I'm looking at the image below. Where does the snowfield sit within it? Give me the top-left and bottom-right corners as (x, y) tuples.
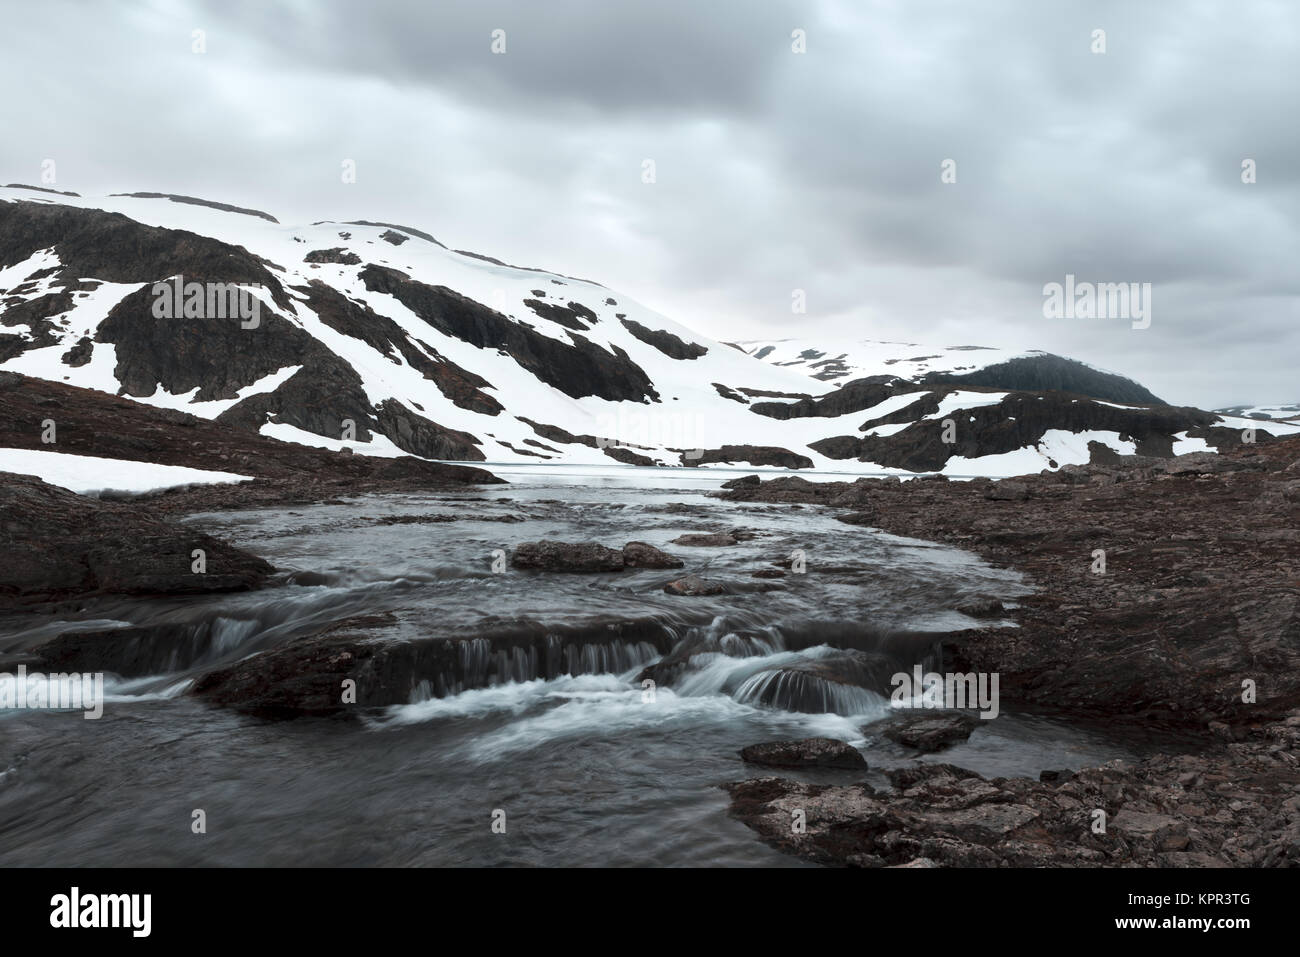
(0, 448), (251, 495)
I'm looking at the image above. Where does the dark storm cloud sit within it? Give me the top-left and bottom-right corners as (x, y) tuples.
(2, 0), (1298, 407)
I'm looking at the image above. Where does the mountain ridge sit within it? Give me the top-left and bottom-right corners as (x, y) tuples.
(2, 186), (1296, 487)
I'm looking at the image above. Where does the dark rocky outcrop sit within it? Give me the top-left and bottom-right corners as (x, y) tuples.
(874, 711), (981, 752)
(359, 264), (660, 403)
(0, 470), (273, 608)
(619, 317), (707, 359)
(109, 192), (280, 223)
(96, 282), (310, 402)
(810, 391), (1224, 471)
(516, 417), (599, 449)
(5, 183), (81, 197)
(373, 398), (485, 461)
(750, 376), (904, 421)
(727, 716), (1300, 867)
(523, 299), (598, 331)
(670, 531), (738, 547)
(713, 383), (747, 403)
(663, 575), (727, 596)
(921, 353), (1164, 405)
(60, 335), (93, 367)
(295, 281), (501, 415)
(215, 351), (378, 442)
(686, 445), (814, 469)
(602, 445), (658, 466)
(0, 203), (290, 310)
(621, 541), (684, 568)
(304, 248), (362, 266)
(337, 221), (445, 246)
(511, 540), (625, 572)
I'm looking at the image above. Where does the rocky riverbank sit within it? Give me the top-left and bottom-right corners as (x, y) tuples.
(0, 372), (500, 609)
(719, 436), (1300, 866)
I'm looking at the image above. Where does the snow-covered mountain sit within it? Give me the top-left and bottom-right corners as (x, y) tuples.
(729, 338), (1166, 405)
(1214, 403), (1300, 423)
(2, 185), (1295, 480)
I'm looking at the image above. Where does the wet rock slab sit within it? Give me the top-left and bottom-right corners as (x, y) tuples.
(740, 737), (867, 770)
(663, 575), (726, 596)
(509, 539), (683, 572)
(511, 540), (624, 572)
(873, 710), (982, 752)
(0, 470), (273, 609)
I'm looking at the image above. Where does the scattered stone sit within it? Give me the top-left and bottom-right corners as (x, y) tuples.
(510, 540), (625, 572)
(875, 711), (981, 752)
(663, 575), (726, 596)
(835, 510), (877, 526)
(739, 738), (867, 770)
(671, 532), (738, 547)
(304, 248), (362, 265)
(621, 541), (683, 569)
(983, 481), (1030, 501)
(1039, 769), (1076, 784)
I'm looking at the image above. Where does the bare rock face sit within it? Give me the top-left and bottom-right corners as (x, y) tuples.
(621, 541), (683, 569)
(374, 398), (485, 461)
(510, 540), (625, 573)
(619, 317), (708, 359)
(687, 445), (815, 469)
(727, 712), (1300, 867)
(358, 264), (661, 403)
(304, 247), (361, 265)
(0, 471), (274, 608)
(739, 738), (867, 770)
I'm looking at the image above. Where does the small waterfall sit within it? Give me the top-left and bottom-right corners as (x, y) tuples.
(564, 641), (659, 677)
(397, 626), (675, 704)
(733, 669), (887, 716)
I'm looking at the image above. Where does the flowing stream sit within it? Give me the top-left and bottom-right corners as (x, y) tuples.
(0, 468), (1143, 866)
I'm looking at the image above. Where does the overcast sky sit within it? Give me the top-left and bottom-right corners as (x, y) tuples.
(4, 0), (1297, 408)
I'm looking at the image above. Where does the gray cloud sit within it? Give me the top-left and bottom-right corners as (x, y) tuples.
(3, 0), (1298, 407)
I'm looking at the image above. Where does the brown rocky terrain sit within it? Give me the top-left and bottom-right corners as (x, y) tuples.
(0, 370), (500, 517)
(719, 435), (1300, 866)
(0, 470), (274, 609)
(0, 371), (501, 606)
